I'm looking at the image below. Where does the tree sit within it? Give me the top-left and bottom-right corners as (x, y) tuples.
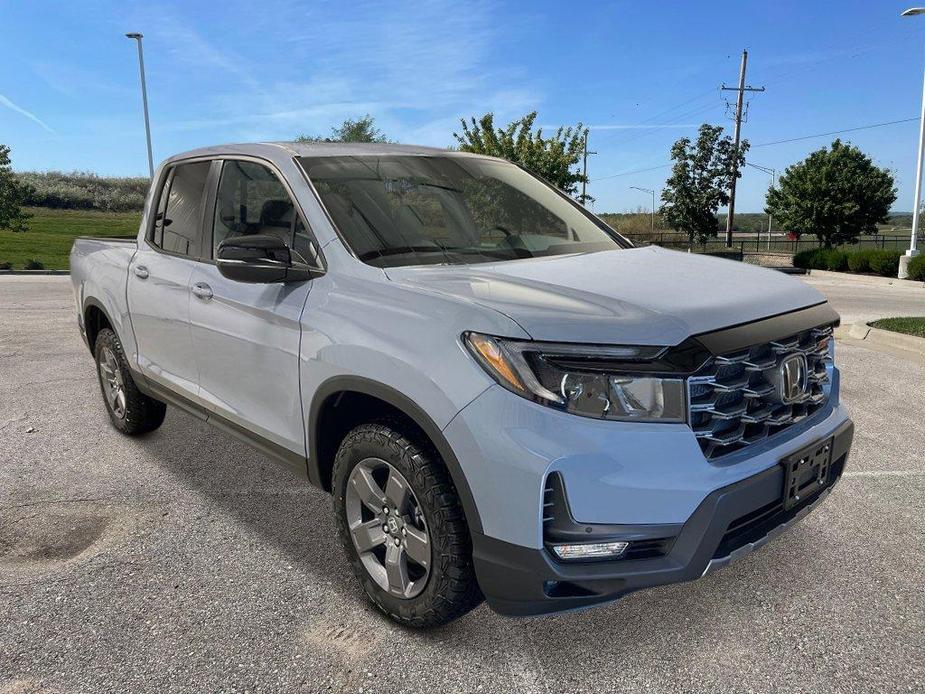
(0, 144), (32, 233)
(296, 115), (389, 143)
(765, 139), (896, 247)
(659, 124), (747, 248)
(453, 112), (590, 201)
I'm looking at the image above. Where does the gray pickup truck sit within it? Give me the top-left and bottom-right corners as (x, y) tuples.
(71, 142), (853, 627)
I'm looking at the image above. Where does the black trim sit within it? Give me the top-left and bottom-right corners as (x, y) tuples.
(307, 376), (484, 534)
(692, 302), (840, 355)
(473, 417), (853, 616)
(136, 378), (309, 478)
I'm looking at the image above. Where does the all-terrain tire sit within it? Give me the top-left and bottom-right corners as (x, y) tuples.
(332, 422), (483, 627)
(93, 328), (166, 435)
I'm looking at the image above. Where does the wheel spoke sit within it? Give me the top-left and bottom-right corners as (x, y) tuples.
(99, 362), (116, 381)
(403, 525), (430, 568)
(351, 519), (387, 553)
(105, 384), (118, 407)
(384, 471), (411, 513)
(114, 389), (126, 416)
(385, 542), (409, 594)
(350, 466), (387, 512)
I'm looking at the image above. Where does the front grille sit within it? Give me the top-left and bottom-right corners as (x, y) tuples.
(689, 325), (834, 459)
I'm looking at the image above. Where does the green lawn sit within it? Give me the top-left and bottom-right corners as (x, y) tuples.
(870, 317), (925, 338)
(0, 207), (141, 270)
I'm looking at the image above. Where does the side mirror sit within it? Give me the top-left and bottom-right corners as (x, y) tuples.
(216, 234), (317, 283)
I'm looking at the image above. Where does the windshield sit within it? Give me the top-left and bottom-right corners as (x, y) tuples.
(297, 155), (627, 267)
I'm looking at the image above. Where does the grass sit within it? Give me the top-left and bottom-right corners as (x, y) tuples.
(0, 207), (141, 270)
(869, 317), (925, 338)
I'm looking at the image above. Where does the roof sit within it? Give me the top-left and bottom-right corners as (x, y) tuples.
(163, 141), (499, 166)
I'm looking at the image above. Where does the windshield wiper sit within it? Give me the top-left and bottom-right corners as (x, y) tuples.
(357, 245), (467, 262)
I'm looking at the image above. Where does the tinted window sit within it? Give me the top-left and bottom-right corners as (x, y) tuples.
(152, 161), (211, 258)
(298, 155), (625, 267)
(213, 160), (320, 266)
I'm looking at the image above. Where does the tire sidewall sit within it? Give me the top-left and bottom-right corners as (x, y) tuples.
(94, 328), (129, 432)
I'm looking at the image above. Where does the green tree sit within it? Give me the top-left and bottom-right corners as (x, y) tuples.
(296, 115), (389, 143)
(453, 112), (590, 202)
(765, 139), (896, 247)
(0, 144), (32, 232)
(659, 124), (747, 248)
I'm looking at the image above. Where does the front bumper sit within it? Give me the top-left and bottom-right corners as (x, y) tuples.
(472, 417), (853, 616)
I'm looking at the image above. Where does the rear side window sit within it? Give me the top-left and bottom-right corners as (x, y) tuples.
(151, 161), (211, 258)
(212, 160), (321, 266)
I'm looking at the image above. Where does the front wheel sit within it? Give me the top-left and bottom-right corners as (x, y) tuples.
(94, 328), (166, 435)
(332, 422), (482, 627)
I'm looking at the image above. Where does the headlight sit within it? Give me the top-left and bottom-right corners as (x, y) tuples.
(464, 332), (686, 423)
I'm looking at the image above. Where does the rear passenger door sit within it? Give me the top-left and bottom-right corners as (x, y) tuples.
(188, 159), (323, 457)
(128, 160), (212, 400)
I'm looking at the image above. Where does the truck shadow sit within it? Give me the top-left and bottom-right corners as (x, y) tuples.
(134, 407), (828, 679)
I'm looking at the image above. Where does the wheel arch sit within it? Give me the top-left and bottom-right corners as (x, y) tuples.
(82, 298), (116, 352)
(307, 375), (483, 534)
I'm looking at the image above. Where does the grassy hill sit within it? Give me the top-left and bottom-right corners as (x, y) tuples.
(0, 207), (141, 270)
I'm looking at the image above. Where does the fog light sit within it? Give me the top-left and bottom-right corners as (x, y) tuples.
(551, 541), (629, 561)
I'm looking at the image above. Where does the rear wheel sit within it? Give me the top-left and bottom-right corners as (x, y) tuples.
(332, 422), (482, 627)
(94, 328), (166, 435)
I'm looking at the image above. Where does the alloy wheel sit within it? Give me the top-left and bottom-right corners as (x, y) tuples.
(345, 457), (431, 599)
(98, 346), (126, 419)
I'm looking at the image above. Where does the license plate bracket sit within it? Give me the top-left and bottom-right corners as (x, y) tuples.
(780, 436), (834, 510)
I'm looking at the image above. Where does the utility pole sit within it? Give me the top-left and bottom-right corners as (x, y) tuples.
(721, 50), (765, 247)
(580, 131), (597, 206)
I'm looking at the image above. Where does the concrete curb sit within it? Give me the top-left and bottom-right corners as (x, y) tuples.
(842, 321), (925, 356)
(808, 269), (925, 288)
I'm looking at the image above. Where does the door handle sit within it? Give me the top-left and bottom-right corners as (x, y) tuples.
(133, 265), (149, 279)
(191, 282), (213, 300)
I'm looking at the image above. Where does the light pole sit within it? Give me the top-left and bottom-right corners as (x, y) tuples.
(630, 186), (656, 231)
(899, 8), (925, 278)
(125, 32), (154, 179)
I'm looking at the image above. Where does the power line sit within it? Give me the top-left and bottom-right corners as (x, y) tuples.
(753, 117), (919, 147)
(592, 163), (672, 182)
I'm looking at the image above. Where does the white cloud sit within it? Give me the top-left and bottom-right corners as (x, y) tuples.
(0, 94), (55, 134)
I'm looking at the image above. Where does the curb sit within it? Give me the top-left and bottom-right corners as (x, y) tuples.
(843, 322), (925, 356)
(807, 269), (925, 288)
(0, 269), (69, 275)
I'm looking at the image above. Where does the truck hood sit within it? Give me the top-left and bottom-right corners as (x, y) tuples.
(384, 246), (826, 345)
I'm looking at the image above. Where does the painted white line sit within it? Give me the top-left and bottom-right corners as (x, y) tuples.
(842, 470), (925, 478)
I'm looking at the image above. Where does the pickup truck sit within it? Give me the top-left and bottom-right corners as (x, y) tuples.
(71, 142), (854, 627)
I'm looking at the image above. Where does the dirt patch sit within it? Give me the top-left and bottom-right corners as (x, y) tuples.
(302, 612), (385, 690)
(0, 501), (138, 581)
(0, 678), (60, 694)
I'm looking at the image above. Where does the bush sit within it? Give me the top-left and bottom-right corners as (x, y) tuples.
(0, 261), (11, 270)
(793, 248), (824, 269)
(15, 170), (149, 212)
(846, 248), (876, 273)
(23, 259), (44, 270)
(868, 249), (901, 276)
(907, 253), (925, 281)
(822, 248), (849, 271)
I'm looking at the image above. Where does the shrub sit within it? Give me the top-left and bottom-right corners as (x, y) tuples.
(793, 248), (824, 269)
(868, 249), (901, 276)
(14, 170), (149, 212)
(0, 261), (11, 270)
(846, 248), (876, 273)
(24, 259), (44, 270)
(907, 253), (925, 281)
(822, 248), (849, 271)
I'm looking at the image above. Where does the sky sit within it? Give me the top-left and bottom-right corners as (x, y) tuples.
(2, 0), (925, 213)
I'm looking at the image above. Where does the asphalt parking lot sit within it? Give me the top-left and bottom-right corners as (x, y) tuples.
(1, 274), (923, 694)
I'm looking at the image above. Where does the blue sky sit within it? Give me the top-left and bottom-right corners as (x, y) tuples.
(2, 0), (925, 213)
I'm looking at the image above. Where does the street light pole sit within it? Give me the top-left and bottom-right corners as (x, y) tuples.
(630, 186), (656, 231)
(125, 32), (154, 179)
(900, 8), (925, 278)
